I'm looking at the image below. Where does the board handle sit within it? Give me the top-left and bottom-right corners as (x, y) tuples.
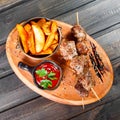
(18, 62), (34, 74)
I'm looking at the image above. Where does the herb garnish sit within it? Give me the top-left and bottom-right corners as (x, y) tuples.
(48, 72), (57, 80)
(35, 68), (47, 77)
(35, 68), (57, 89)
(40, 79), (52, 89)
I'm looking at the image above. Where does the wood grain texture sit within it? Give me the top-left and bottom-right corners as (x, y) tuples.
(56, 0), (120, 35)
(1, 27), (120, 115)
(0, 0), (96, 77)
(0, 73), (39, 113)
(0, 0), (120, 119)
(1, 27), (120, 114)
(0, 0), (22, 7)
(1, 0), (120, 44)
(1, 87), (120, 120)
(71, 98), (120, 120)
(1, 0), (120, 79)
(0, 45), (13, 78)
(0, 0), (94, 44)
(95, 28), (120, 61)
(6, 20), (113, 105)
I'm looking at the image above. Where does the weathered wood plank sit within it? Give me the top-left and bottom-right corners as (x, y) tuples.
(0, 23), (120, 112)
(92, 98), (120, 120)
(1, 26), (120, 79)
(0, 0), (120, 118)
(0, 34), (120, 119)
(0, 45), (13, 78)
(56, 0), (120, 35)
(70, 105), (104, 120)
(71, 98), (120, 120)
(0, 0), (95, 44)
(0, 0), (93, 77)
(0, 0), (25, 11)
(0, 73), (39, 113)
(1, 0), (120, 44)
(1, 74), (120, 120)
(95, 27), (120, 60)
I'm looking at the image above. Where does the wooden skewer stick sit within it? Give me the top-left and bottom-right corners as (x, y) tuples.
(76, 12), (79, 25)
(82, 97), (85, 110)
(91, 88), (100, 101)
(76, 12), (85, 108)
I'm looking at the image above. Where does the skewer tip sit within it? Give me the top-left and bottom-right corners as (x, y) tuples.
(91, 88), (101, 101)
(82, 97), (85, 110)
(76, 12), (79, 25)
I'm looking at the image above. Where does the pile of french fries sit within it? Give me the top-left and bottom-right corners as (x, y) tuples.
(16, 18), (59, 55)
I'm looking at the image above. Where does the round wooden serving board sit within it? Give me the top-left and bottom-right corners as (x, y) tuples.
(6, 20), (113, 105)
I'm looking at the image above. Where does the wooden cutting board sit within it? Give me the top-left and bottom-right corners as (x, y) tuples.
(6, 20), (113, 105)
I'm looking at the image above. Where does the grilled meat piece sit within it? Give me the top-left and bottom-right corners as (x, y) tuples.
(59, 40), (78, 60)
(76, 42), (89, 55)
(75, 80), (89, 97)
(75, 71), (95, 97)
(70, 56), (89, 74)
(71, 25), (86, 42)
(78, 71), (95, 91)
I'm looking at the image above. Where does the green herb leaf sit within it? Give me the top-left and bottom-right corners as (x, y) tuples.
(40, 79), (52, 89)
(35, 68), (47, 77)
(48, 72), (57, 80)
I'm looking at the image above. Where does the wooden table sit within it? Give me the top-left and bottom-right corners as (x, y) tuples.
(0, 0), (120, 119)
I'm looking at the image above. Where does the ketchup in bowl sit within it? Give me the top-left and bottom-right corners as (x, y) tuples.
(34, 61), (62, 89)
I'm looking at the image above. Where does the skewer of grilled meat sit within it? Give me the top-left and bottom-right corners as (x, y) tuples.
(71, 25), (86, 42)
(59, 38), (94, 97)
(71, 25), (100, 98)
(60, 41), (95, 97)
(72, 24), (105, 81)
(59, 24), (100, 99)
(72, 25), (88, 55)
(69, 55), (95, 97)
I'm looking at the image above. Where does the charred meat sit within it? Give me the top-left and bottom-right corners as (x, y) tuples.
(75, 81), (89, 97)
(71, 25), (86, 42)
(71, 24), (97, 97)
(76, 42), (89, 55)
(75, 71), (95, 97)
(70, 56), (89, 75)
(90, 42), (105, 73)
(59, 24), (104, 98)
(59, 40), (78, 60)
(78, 71), (95, 91)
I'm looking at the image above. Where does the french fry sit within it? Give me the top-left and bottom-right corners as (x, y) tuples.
(54, 32), (58, 41)
(37, 18), (46, 27)
(51, 32), (58, 44)
(32, 24), (45, 53)
(40, 48), (53, 55)
(43, 33), (55, 51)
(50, 43), (58, 51)
(31, 21), (38, 25)
(42, 21), (51, 35)
(16, 24), (29, 53)
(52, 39), (58, 44)
(51, 21), (58, 33)
(24, 24), (36, 54)
(24, 24), (31, 31)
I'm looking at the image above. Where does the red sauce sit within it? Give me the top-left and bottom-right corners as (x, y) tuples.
(34, 62), (61, 89)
